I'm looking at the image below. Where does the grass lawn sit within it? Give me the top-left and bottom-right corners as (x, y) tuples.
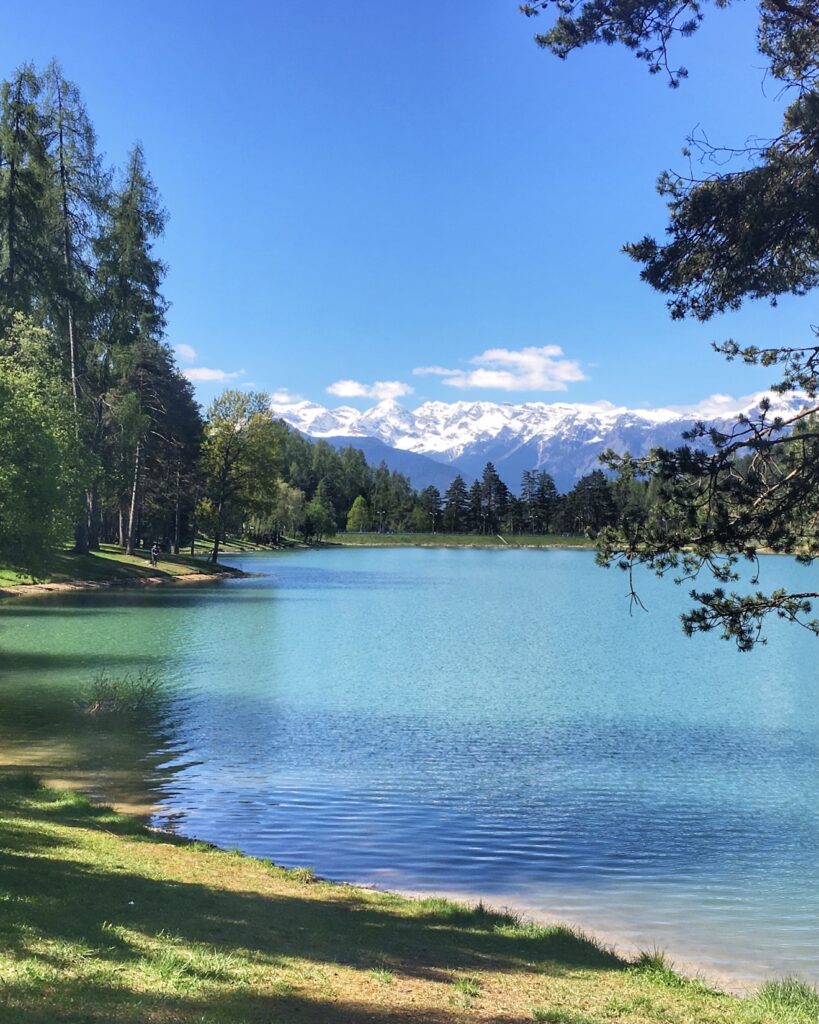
(0, 544), (239, 590)
(0, 776), (815, 1023)
(334, 532), (596, 549)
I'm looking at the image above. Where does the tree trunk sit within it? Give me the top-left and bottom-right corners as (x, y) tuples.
(173, 468), (181, 554)
(55, 83), (89, 555)
(211, 504), (222, 564)
(126, 441), (141, 556)
(87, 487), (100, 550)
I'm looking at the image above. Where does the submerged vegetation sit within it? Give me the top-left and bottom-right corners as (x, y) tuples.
(74, 669), (165, 717)
(0, 775), (814, 1024)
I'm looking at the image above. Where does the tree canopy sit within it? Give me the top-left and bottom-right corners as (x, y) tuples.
(0, 314), (82, 572)
(523, 0), (819, 648)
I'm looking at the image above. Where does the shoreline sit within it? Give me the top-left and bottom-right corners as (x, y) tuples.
(0, 563), (247, 600)
(330, 540), (595, 550)
(365, 881), (760, 998)
(0, 758), (772, 999)
(138, 813), (774, 998)
(84, 800), (767, 998)
(7, 777), (792, 1024)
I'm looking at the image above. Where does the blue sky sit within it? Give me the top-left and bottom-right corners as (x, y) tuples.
(4, 2), (811, 410)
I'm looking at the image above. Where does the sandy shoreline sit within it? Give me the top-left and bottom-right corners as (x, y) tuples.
(141, 809), (762, 997)
(0, 566), (247, 600)
(0, 745), (787, 997)
(359, 880), (763, 997)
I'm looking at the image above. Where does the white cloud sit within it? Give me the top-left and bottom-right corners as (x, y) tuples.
(666, 391), (803, 419)
(413, 345), (585, 393)
(326, 379), (414, 400)
(183, 366), (245, 383)
(412, 365), (455, 377)
(174, 343), (197, 362)
(270, 388), (304, 404)
(669, 393), (740, 418)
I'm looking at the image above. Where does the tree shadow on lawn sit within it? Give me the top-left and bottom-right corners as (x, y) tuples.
(0, 778), (624, 1022)
(0, 981), (524, 1024)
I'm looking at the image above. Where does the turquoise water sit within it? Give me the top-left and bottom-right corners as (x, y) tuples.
(1, 548), (816, 987)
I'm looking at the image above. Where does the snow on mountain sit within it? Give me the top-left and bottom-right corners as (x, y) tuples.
(270, 391), (807, 492)
(274, 401), (365, 437)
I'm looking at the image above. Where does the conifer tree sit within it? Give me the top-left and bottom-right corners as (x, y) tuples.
(467, 479), (485, 533)
(0, 65), (51, 314)
(523, 0), (819, 646)
(40, 62), (106, 551)
(535, 471), (559, 532)
(443, 474), (469, 532)
(93, 144), (171, 553)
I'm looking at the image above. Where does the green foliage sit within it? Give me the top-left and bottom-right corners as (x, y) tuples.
(524, 0), (819, 647)
(346, 494), (370, 532)
(630, 949), (700, 990)
(0, 314), (83, 573)
(0, 65), (52, 313)
(560, 469), (616, 535)
(0, 61), (205, 564)
(522, 0), (706, 85)
(452, 973), (481, 1006)
(304, 486), (336, 542)
(756, 978), (819, 1022)
(200, 390), (282, 559)
(0, 61), (668, 574)
(443, 474), (469, 531)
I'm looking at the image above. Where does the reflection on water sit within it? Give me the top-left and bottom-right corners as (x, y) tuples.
(0, 548), (817, 987)
(0, 592), (195, 814)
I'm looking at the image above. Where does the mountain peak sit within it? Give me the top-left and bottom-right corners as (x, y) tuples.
(271, 391), (807, 490)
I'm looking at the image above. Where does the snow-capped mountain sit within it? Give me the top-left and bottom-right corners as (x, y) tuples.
(271, 392), (807, 492)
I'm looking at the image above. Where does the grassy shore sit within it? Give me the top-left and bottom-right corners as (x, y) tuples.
(333, 532), (596, 549)
(0, 543), (243, 592)
(0, 536), (593, 591)
(0, 776), (815, 1024)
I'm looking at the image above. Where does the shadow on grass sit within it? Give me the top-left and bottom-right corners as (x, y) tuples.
(0, 547), (239, 592)
(0, 775), (624, 1023)
(0, 982), (497, 1024)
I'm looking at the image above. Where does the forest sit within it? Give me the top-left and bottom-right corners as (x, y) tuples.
(0, 60), (656, 573)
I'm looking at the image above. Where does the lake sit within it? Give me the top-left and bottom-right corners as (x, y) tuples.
(0, 547), (816, 989)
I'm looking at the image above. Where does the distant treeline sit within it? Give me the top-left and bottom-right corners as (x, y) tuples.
(0, 61), (646, 573)
(255, 461), (647, 541)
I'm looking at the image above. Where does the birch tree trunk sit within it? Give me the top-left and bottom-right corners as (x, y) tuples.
(125, 441), (141, 556)
(54, 76), (89, 554)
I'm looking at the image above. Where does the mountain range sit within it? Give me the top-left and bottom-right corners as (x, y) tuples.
(271, 392), (805, 493)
